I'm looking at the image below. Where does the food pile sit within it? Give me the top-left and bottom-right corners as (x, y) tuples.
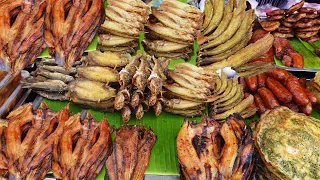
(21, 58), (78, 101)
(254, 106), (320, 179)
(177, 114), (254, 179)
(162, 63), (216, 117)
(106, 125), (156, 180)
(261, 0), (320, 41)
(114, 54), (169, 121)
(210, 72), (256, 120)
(44, 0), (104, 69)
(273, 36), (304, 68)
(143, 0), (203, 59)
(198, 0), (274, 76)
(240, 67), (317, 115)
(0, 0), (46, 75)
(0, 103), (112, 179)
(99, 0), (149, 53)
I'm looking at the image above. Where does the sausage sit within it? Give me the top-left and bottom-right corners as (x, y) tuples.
(258, 87), (280, 109)
(304, 88), (317, 105)
(245, 93), (257, 109)
(285, 76), (310, 106)
(266, 77), (293, 103)
(257, 73), (267, 88)
(244, 76), (258, 93)
(239, 77), (248, 93)
(265, 68), (291, 83)
(300, 102), (313, 115)
(282, 102), (299, 113)
(254, 94), (269, 114)
(298, 78), (307, 88)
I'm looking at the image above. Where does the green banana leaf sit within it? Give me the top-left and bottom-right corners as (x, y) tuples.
(275, 38), (320, 69)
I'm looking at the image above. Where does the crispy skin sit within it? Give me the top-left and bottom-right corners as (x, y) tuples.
(285, 13), (306, 22)
(52, 112), (112, 180)
(177, 114), (254, 179)
(4, 103), (70, 180)
(296, 31), (318, 39)
(299, 7), (316, 13)
(0, 0), (46, 75)
(44, 0), (105, 69)
(106, 125), (156, 180)
(273, 32), (294, 38)
(267, 15), (284, 21)
(296, 25), (320, 32)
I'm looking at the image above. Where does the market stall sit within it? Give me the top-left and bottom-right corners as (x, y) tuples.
(0, 0), (320, 179)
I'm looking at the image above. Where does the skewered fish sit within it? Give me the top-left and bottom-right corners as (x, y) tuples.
(106, 125), (156, 180)
(44, 0), (105, 69)
(177, 114), (255, 180)
(0, 0), (46, 75)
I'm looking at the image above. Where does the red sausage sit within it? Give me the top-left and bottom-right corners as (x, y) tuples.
(266, 77), (293, 103)
(254, 94), (269, 114)
(285, 76), (310, 106)
(258, 87), (280, 109)
(282, 102), (299, 113)
(245, 93), (257, 109)
(257, 73), (267, 88)
(300, 102), (313, 115)
(239, 77), (248, 93)
(298, 78), (307, 88)
(265, 68), (291, 83)
(244, 76), (258, 93)
(304, 88), (317, 105)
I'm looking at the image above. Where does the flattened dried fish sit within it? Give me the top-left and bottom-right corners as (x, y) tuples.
(85, 51), (131, 67)
(35, 91), (68, 101)
(21, 77), (68, 92)
(36, 68), (74, 83)
(77, 66), (119, 83)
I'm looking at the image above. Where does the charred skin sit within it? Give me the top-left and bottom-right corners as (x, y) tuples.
(106, 125), (156, 180)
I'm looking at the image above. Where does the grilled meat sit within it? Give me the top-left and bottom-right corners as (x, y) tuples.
(0, 0), (46, 75)
(177, 114), (254, 180)
(106, 125), (156, 180)
(44, 0), (105, 69)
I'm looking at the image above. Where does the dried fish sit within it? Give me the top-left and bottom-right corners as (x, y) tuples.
(133, 55), (152, 90)
(119, 55), (141, 89)
(39, 64), (77, 75)
(35, 68), (74, 83)
(35, 91), (68, 101)
(21, 77), (68, 92)
(77, 66), (119, 83)
(85, 51), (131, 67)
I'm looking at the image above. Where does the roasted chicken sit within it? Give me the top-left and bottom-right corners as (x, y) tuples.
(0, 0), (46, 75)
(52, 112), (112, 180)
(44, 0), (105, 69)
(106, 125), (156, 180)
(177, 114), (255, 180)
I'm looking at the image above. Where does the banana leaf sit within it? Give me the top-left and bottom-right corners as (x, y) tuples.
(275, 38), (320, 69)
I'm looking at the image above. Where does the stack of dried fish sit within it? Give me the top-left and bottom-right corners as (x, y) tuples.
(115, 54), (169, 122)
(44, 0), (105, 69)
(0, 103), (69, 179)
(99, 0), (149, 53)
(0, 102), (113, 180)
(21, 58), (77, 101)
(143, 0), (203, 59)
(52, 112), (112, 180)
(199, 0), (274, 76)
(162, 63), (216, 117)
(106, 125), (156, 180)
(210, 72), (256, 120)
(177, 114), (255, 179)
(0, 0), (46, 75)
(69, 51), (132, 112)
